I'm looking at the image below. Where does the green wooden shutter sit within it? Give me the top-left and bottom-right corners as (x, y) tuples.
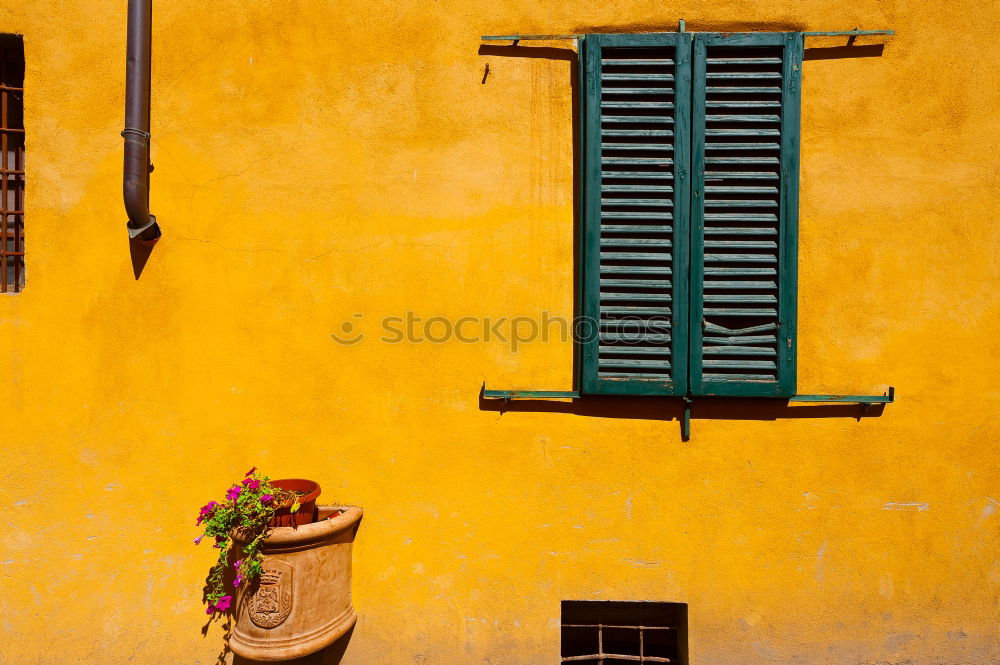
(688, 32), (802, 397)
(580, 32), (692, 396)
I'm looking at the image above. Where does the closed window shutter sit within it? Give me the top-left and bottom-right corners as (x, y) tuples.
(580, 33), (692, 396)
(688, 33), (802, 397)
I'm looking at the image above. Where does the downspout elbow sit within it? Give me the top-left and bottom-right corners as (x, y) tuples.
(123, 129), (159, 241)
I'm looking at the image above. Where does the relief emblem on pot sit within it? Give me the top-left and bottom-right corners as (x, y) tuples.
(247, 560), (293, 628)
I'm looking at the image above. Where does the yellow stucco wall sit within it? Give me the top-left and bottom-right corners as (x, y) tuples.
(0, 0), (998, 663)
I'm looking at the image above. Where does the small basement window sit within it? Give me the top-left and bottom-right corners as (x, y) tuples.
(0, 34), (24, 293)
(561, 601), (688, 665)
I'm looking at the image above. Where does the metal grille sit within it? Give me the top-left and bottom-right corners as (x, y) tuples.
(561, 601), (687, 665)
(0, 35), (24, 293)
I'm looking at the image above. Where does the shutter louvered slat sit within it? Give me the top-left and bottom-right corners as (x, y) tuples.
(705, 172), (778, 180)
(601, 73), (674, 81)
(706, 128), (781, 136)
(603, 173), (673, 180)
(705, 185), (778, 193)
(705, 142), (781, 150)
(704, 224), (777, 232)
(704, 334), (776, 344)
(599, 358), (673, 369)
(702, 346), (777, 356)
(599, 346), (672, 355)
(703, 200), (778, 208)
(601, 198), (672, 205)
(706, 72), (782, 79)
(600, 226), (673, 233)
(601, 101), (676, 109)
(707, 86), (782, 93)
(601, 129), (674, 137)
(704, 267), (776, 275)
(703, 308), (778, 317)
(602, 144), (674, 151)
(705, 101), (782, 108)
(707, 57), (782, 64)
(601, 238), (672, 246)
(706, 114), (781, 122)
(704, 241), (778, 249)
(601, 333), (671, 343)
(601, 278), (672, 287)
(704, 280), (777, 289)
(602, 58), (675, 65)
(601, 116), (674, 125)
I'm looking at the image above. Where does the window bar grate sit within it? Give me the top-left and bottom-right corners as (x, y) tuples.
(0, 35), (24, 293)
(562, 601), (686, 665)
(560, 623), (673, 663)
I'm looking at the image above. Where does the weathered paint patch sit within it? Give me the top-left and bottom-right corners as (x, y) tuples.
(885, 632), (918, 651)
(879, 573), (895, 599)
(883, 502), (929, 511)
(978, 496), (999, 523)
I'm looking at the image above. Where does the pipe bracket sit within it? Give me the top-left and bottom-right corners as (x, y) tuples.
(127, 213), (158, 239)
(121, 127), (151, 141)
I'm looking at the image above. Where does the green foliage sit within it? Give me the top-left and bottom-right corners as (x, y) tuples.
(195, 468), (298, 614)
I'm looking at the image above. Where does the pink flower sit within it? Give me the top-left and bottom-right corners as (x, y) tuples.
(205, 604), (216, 615)
(233, 573), (243, 588)
(260, 494), (274, 506)
(234, 559), (242, 569)
(245, 466), (256, 477)
(226, 486), (242, 501)
(196, 501), (219, 526)
(194, 535), (204, 545)
(242, 477), (260, 490)
(215, 595), (232, 612)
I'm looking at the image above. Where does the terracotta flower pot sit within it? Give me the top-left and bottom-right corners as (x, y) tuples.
(230, 505), (362, 661)
(269, 478), (321, 527)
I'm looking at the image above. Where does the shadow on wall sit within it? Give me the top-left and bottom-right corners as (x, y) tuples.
(478, 386), (886, 439)
(804, 44), (886, 60)
(230, 626), (355, 665)
(129, 235), (157, 279)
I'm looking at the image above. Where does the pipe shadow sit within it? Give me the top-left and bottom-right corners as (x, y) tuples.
(128, 235), (158, 279)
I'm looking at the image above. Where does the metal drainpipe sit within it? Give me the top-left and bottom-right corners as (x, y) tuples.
(123, 0), (160, 243)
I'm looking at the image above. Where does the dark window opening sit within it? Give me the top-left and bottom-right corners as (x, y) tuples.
(0, 34), (24, 293)
(561, 601), (687, 665)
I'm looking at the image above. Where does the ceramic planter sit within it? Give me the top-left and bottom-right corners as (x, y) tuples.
(229, 505), (362, 661)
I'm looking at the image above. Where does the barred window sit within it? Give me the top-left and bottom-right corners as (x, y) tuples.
(562, 601), (688, 665)
(0, 34), (24, 293)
